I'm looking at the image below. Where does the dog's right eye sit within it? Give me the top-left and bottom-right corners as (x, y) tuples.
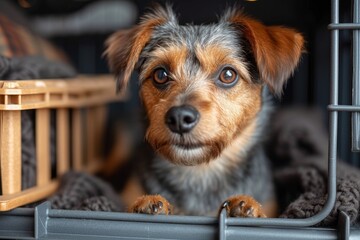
(153, 68), (169, 85)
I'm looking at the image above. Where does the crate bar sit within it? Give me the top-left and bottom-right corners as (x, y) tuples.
(47, 221), (344, 240)
(0, 208), (34, 239)
(328, 105), (360, 111)
(219, 208), (226, 240)
(328, 23), (360, 29)
(49, 208), (217, 224)
(338, 211), (350, 240)
(46, 202), (218, 240)
(352, 0), (360, 151)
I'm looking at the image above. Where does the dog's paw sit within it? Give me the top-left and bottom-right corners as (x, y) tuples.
(129, 195), (172, 215)
(222, 195), (266, 218)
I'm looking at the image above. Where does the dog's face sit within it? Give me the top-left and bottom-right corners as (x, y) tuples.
(105, 6), (304, 166)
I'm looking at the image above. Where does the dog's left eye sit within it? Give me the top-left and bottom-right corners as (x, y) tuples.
(219, 67), (238, 84)
(153, 68), (169, 85)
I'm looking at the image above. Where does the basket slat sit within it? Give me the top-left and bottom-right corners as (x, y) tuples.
(36, 109), (51, 186)
(0, 111), (21, 195)
(0, 75), (126, 211)
(72, 108), (83, 171)
(56, 108), (70, 176)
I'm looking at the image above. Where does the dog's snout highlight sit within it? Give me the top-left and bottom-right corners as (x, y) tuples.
(165, 105), (200, 134)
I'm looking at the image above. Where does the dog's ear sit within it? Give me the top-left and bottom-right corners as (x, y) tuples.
(104, 5), (177, 92)
(222, 9), (304, 97)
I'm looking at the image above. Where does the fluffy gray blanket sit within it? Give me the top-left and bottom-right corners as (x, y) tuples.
(269, 108), (360, 226)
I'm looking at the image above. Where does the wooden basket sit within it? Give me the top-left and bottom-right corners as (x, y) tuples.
(0, 75), (125, 211)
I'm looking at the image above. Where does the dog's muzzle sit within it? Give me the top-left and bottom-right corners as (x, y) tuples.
(165, 105), (200, 134)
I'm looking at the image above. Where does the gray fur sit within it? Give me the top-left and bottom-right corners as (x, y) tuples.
(140, 88), (275, 216)
(139, 21), (246, 83)
(135, 6), (275, 216)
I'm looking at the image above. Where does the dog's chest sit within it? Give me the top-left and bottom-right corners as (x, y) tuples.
(141, 148), (274, 216)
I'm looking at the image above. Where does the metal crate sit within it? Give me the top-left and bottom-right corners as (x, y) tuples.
(0, 0), (360, 239)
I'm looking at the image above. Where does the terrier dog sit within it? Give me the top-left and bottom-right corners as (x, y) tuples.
(105, 5), (304, 217)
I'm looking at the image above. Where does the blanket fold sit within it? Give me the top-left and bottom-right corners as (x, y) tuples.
(269, 108), (360, 226)
(49, 171), (123, 212)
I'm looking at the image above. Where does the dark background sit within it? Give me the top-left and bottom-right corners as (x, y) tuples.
(15, 0), (359, 165)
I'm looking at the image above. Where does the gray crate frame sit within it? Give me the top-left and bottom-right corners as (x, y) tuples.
(1, 0), (360, 239)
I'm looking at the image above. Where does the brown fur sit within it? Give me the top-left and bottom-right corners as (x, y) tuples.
(226, 12), (304, 96)
(104, 7), (172, 92)
(140, 43), (262, 166)
(105, 6), (304, 218)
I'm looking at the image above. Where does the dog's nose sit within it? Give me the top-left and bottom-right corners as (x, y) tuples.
(165, 105), (200, 134)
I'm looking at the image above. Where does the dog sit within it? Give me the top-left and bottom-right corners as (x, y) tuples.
(105, 5), (304, 218)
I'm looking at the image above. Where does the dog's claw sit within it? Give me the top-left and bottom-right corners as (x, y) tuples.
(246, 207), (254, 217)
(222, 195), (266, 218)
(152, 205), (158, 213)
(222, 200), (230, 208)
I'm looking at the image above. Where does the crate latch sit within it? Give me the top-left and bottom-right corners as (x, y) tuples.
(35, 201), (50, 239)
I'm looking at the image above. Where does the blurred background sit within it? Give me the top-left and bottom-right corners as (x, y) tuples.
(3, 0), (358, 166)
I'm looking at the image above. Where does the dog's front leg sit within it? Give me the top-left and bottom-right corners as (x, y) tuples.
(221, 195), (266, 218)
(129, 195), (173, 215)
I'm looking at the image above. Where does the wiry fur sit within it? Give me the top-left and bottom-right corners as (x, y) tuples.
(140, 89), (274, 215)
(105, 5), (304, 216)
